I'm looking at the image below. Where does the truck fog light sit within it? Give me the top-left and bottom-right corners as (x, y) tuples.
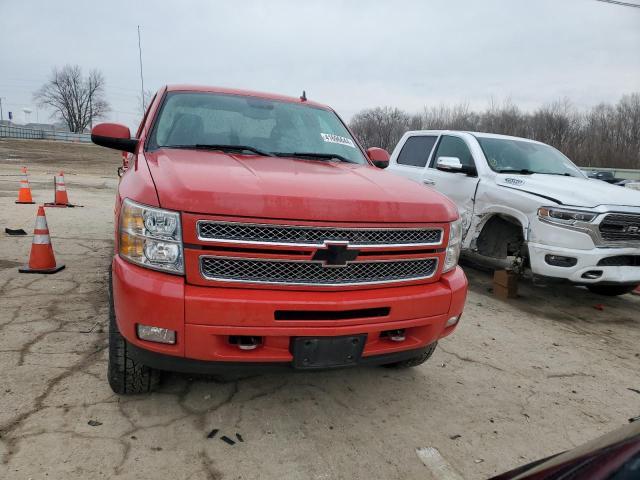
(545, 254), (577, 267)
(445, 316), (460, 327)
(137, 324), (176, 344)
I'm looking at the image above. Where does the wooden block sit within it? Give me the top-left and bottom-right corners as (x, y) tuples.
(494, 270), (518, 288)
(493, 270), (518, 299)
(493, 284), (517, 299)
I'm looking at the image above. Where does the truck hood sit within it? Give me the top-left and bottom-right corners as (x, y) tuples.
(144, 149), (457, 223)
(495, 174), (640, 208)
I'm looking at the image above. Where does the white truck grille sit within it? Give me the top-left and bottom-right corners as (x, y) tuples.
(599, 213), (640, 242)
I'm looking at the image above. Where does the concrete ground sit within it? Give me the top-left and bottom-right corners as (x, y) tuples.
(0, 138), (639, 480)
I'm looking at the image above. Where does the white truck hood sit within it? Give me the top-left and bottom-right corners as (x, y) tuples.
(495, 174), (640, 208)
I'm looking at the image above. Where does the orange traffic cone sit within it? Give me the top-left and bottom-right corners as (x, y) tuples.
(44, 171), (70, 207)
(19, 206), (65, 274)
(15, 166), (35, 204)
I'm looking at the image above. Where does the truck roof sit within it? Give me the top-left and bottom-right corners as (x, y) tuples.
(165, 84), (331, 110)
(405, 130), (545, 145)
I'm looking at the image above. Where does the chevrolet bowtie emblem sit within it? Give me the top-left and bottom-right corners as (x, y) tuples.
(312, 242), (359, 267)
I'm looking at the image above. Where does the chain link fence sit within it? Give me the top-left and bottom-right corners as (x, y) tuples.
(0, 124), (91, 143)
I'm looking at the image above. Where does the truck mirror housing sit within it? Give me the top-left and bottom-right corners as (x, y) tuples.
(367, 147), (390, 168)
(436, 156), (477, 176)
(436, 156), (463, 171)
(91, 123), (138, 153)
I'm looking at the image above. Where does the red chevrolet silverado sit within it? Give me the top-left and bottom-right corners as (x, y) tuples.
(91, 85), (467, 394)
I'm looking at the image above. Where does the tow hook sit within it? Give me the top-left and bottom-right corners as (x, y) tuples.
(229, 336), (262, 350)
(382, 329), (406, 342)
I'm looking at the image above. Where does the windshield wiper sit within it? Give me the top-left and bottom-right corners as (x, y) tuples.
(272, 152), (356, 163)
(498, 169), (574, 177)
(164, 144), (275, 157)
(497, 169), (535, 175)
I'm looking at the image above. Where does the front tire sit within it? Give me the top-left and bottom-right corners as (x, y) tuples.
(108, 269), (160, 394)
(586, 284), (638, 296)
(382, 342), (438, 369)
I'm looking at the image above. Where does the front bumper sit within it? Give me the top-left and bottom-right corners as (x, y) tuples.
(112, 256), (467, 369)
(528, 242), (640, 284)
(127, 341), (435, 374)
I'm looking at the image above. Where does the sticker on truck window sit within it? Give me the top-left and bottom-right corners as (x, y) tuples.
(320, 133), (356, 148)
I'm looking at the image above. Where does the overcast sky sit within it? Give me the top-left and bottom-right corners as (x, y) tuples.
(1, 0), (639, 129)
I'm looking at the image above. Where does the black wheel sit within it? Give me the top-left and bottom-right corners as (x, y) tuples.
(382, 342), (438, 369)
(108, 269), (160, 394)
(586, 284), (638, 296)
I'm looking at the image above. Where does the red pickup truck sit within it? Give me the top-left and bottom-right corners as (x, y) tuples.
(91, 85), (467, 394)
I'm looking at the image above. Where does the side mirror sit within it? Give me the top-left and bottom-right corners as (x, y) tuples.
(436, 156), (463, 171)
(436, 156), (477, 176)
(367, 147), (390, 169)
(91, 123), (138, 153)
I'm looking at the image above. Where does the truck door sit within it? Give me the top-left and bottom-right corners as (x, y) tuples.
(422, 135), (480, 236)
(389, 134), (439, 182)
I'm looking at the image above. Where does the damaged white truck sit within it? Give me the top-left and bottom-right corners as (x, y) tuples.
(387, 131), (640, 296)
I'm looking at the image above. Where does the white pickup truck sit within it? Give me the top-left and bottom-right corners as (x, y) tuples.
(387, 130), (640, 296)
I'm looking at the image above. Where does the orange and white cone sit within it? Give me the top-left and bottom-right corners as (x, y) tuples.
(45, 171), (70, 207)
(15, 166), (35, 204)
(19, 206), (65, 274)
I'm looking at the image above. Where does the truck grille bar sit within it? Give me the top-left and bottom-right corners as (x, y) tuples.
(200, 256), (438, 286)
(197, 221), (443, 247)
(599, 214), (640, 242)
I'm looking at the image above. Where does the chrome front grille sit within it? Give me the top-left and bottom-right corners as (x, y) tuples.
(599, 214), (640, 242)
(197, 221), (442, 246)
(200, 256), (438, 286)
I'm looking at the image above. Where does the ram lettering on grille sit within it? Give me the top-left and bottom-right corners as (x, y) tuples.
(599, 214), (640, 242)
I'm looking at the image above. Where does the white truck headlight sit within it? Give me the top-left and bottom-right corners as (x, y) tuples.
(119, 198), (184, 274)
(538, 207), (597, 225)
(443, 218), (463, 273)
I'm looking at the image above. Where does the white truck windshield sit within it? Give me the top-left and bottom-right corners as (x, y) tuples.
(478, 137), (584, 177)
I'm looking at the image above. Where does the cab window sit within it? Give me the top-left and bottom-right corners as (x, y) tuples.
(396, 135), (437, 167)
(430, 135), (475, 168)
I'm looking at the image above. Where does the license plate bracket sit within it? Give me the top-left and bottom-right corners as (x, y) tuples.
(292, 334), (367, 369)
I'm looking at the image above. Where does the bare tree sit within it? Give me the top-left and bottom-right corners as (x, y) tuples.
(349, 107), (413, 152)
(422, 102), (479, 131)
(34, 65), (109, 133)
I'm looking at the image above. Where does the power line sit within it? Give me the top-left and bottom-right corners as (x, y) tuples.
(595, 0), (640, 8)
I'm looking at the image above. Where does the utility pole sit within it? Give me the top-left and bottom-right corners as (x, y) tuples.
(0, 97), (4, 122)
(138, 25), (146, 111)
(88, 77), (93, 130)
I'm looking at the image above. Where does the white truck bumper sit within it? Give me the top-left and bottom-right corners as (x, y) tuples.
(528, 242), (640, 284)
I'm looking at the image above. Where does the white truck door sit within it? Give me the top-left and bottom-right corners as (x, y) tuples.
(389, 134), (439, 183)
(422, 135), (480, 236)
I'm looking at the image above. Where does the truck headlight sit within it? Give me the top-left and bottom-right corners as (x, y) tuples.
(443, 218), (462, 273)
(119, 198), (184, 274)
(537, 207), (597, 225)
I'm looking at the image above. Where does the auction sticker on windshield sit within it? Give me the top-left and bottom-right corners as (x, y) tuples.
(320, 133), (356, 148)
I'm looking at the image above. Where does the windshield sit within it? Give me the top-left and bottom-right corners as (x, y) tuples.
(147, 91), (367, 164)
(478, 137), (585, 177)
